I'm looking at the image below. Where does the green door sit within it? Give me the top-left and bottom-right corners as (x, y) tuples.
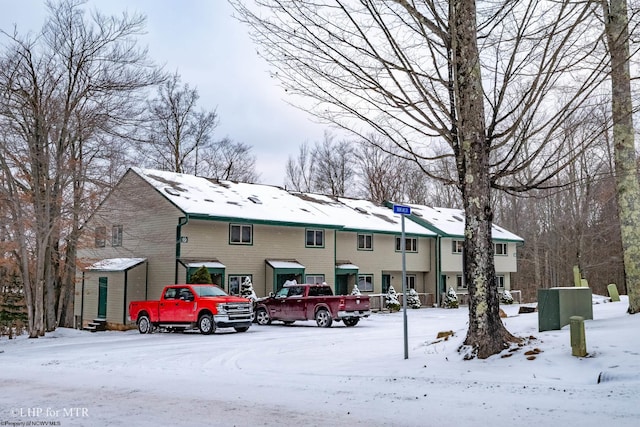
(336, 275), (348, 295)
(382, 274), (391, 294)
(98, 277), (107, 318)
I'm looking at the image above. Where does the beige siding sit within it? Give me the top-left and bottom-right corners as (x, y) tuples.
(180, 220), (336, 296)
(494, 242), (519, 272)
(77, 172), (182, 303)
(336, 231), (432, 294)
(440, 238), (519, 274)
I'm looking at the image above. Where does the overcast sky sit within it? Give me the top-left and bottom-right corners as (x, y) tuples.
(0, 0), (329, 186)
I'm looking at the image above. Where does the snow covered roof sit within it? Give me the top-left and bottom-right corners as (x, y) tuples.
(86, 258), (146, 272)
(186, 261), (226, 269)
(132, 168), (435, 236)
(336, 263), (359, 270)
(405, 205), (524, 242)
(130, 168), (520, 241)
(266, 260), (305, 269)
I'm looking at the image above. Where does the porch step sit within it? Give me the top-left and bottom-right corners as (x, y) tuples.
(83, 318), (107, 332)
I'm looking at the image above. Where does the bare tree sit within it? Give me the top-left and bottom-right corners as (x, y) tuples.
(139, 72), (218, 174)
(0, 0), (161, 337)
(285, 142), (315, 192)
(232, 0), (607, 357)
(312, 132), (356, 196)
(285, 131), (356, 196)
(601, 0), (640, 313)
(198, 137), (260, 182)
(356, 137), (406, 204)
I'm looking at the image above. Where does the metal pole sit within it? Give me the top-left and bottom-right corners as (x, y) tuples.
(401, 214), (408, 359)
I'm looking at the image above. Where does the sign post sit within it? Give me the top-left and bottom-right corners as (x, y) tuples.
(393, 204), (411, 359)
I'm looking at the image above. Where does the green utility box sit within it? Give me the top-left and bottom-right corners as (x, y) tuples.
(537, 287), (593, 332)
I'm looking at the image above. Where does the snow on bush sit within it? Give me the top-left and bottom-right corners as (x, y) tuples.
(385, 285), (401, 312)
(351, 285), (361, 295)
(444, 287), (459, 309)
(240, 277), (257, 302)
(407, 288), (421, 309)
(500, 289), (514, 304)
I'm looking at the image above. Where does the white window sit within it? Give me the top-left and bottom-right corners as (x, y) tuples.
(395, 237), (417, 252)
(112, 225), (123, 247)
(228, 275), (252, 296)
(496, 275), (505, 289)
(452, 240), (464, 254)
(357, 233), (373, 250)
(456, 275), (467, 289)
(306, 229), (324, 247)
(405, 274), (416, 289)
(494, 243), (507, 256)
(230, 224), (252, 244)
(357, 275), (373, 292)
(305, 274), (325, 284)
(95, 226), (106, 248)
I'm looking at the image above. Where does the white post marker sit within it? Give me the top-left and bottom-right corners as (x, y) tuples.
(393, 204), (411, 359)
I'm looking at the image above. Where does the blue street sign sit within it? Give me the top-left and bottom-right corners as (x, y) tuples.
(393, 204), (411, 215)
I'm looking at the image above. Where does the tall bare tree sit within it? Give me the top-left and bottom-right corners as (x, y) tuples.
(285, 142), (315, 192)
(0, 0), (161, 337)
(601, 0), (640, 313)
(139, 72), (218, 174)
(285, 131), (356, 196)
(233, 0), (607, 357)
(198, 137), (260, 182)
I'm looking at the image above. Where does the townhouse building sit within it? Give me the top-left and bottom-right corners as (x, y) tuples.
(75, 168), (523, 328)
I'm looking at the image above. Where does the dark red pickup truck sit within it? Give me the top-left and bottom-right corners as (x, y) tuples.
(129, 284), (253, 335)
(254, 283), (370, 327)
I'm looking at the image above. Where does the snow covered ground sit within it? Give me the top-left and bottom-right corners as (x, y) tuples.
(1, 296), (638, 427)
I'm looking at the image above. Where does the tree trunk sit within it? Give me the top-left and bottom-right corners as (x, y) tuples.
(452, 0), (518, 358)
(603, 0), (640, 314)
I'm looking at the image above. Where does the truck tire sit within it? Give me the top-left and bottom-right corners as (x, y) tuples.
(315, 309), (333, 328)
(255, 308), (271, 325)
(198, 314), (215, 335)
(344, 317), (359, 327)
(137, 315), (152, 334)
(234, 326), (250, 333)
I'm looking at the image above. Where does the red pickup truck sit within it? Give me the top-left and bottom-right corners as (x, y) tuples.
(129, 284), (253, 335)
(254, 283), (370, 327)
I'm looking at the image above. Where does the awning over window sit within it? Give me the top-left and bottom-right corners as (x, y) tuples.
(336, 261), (359, 274)
(266, 260), (305, 269)
(186, 261), (226, 269)
(336, 263), (359, 270)
(86, 258), (146, 272)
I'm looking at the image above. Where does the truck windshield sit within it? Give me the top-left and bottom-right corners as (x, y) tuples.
(191, 285), (228, 297)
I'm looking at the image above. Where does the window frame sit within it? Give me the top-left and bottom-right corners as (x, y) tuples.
(357, 274), (374, 292)
(496, 275), (505, 289)
(357, 233), (373, 251)
(305, 274), (325, 284)
(456, 275), (467, 289)
(95, 226), (106, 248)
(395, 236), (417, 253)
(228, 274), (252, 296)
(229, 224), (253, 245)
(494, 242), (508, 256)
(112, 225), (123, 247)
(405, 274), (416, 290)
(305, 228), (325, 248)
(452, 240), (464, 254)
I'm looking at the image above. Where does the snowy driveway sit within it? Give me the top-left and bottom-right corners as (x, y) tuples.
(1, 302), (639, 426)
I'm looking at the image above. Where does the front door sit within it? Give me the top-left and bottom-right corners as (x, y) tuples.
(336, 275), (348, 295)
(98, 277), (107, 319)
(382, 274), (391, 294)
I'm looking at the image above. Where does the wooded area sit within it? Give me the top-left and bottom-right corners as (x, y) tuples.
(1, 1), (640, 359)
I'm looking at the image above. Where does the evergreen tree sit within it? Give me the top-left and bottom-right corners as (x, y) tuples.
(189, 266), (213, 284)
(385, 285), (401, 312)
